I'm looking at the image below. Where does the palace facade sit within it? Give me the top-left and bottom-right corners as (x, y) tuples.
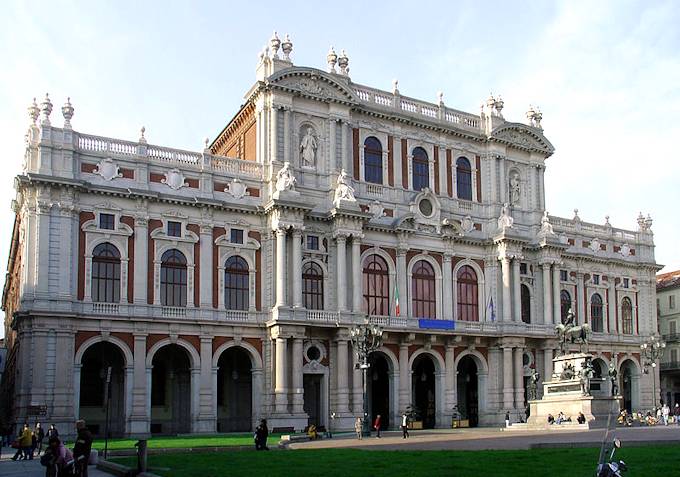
(1, 34), (661, 436)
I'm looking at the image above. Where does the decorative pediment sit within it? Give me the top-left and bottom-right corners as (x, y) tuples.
(489, 123), (555, 156)
(267, 67), (359, 104)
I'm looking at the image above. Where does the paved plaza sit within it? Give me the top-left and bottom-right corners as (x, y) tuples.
(0, 449), (109, 477)
(289, 426), (680, 451)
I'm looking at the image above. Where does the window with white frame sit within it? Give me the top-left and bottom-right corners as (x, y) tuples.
(99, 213), (115, 230)
(167, 221), (182, 238)
(230, 228), (244, 244)
(91, 243), (121, 303)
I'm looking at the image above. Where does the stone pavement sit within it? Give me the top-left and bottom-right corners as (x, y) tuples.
(0, 447), (111, 476)
(289, 426), (680, 451)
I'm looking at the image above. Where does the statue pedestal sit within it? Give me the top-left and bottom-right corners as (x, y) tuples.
(333, 198), (360, 211)
(272, 189), (301, 201)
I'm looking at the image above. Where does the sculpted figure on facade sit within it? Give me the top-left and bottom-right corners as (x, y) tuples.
(275, 161), (297, 192)
(225, 178), (248, 199)
(300, 127), (318, 167)
(497, 202), (514, 230)
(334, 168), (356, 204)
(509, 171), (521, 205)
(539, 210), (555, 236)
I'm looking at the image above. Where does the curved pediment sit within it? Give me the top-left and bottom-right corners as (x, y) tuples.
(266, 67), (359, 105)
(489, 123), (555, 157)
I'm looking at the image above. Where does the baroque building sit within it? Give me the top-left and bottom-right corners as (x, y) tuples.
(657, 270), (680, 406)
(1, 34), (661, 436)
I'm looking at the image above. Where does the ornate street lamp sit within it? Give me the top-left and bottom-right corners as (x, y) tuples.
(640, 335), (666, 408)
(349, 320), (384, 436)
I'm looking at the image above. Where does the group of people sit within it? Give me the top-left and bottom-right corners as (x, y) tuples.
(546, 411), (580, 425)
(7, 422), (56, 460)
(353, 412), (412, 440)
(618, 403), (680, 426)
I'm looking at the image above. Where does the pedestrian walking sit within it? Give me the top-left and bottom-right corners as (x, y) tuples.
(354, 417), (363, 440)
(373, 414), (382, 438)
(254, 419), (269, 450)
(12, 423), (32, 460)
(674, 404), (680, 425)
(34, 422), (45, 456)
(662, 404), (670, 426)
(505, 411), (510, 428)
(401, 412), (409, 439)
(73, 420), (93, 477)
(46, 424), (59, 440)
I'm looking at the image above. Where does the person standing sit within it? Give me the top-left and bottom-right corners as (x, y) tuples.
(354, 417), (363, 440)
(674, 403), (680, 425)
(47, 424), (59, 440)
(401, 413), (409, 439)
(34, 422), (45, 456)
(373, 414), (382, 438)
(254, 419), (269, 451)
(505, 411), (510, 428)
(662, 404), (670, 426)
(73, 420), (93, 477)
(12, 423), (32, 460)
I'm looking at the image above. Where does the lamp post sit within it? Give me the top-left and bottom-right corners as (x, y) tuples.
(640, 335), (666, 409)
(349, 320), (384, 437)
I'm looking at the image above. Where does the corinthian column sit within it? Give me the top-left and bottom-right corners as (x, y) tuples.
(442, 254), (453, 320)
(351, 235), (362, 313)
(292, 228), (303, 308)
(336, 337), (350, 413)
(501, 257), (512, 322)
(275, 228), (287, 307)
(275, 336), (289, 413)
(552, 265), (561, 324)
(542, 263), (553, 325)
(336, 234), (347, 312)
(512, 258), (521, 322)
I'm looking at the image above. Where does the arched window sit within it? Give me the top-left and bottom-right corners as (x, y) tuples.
(560, 290), (572, 324)
(160, 249), (187, 307)
(457, 265), (478, 322)
(302, 261), (324, 310)
(622, 297), (633, 334)
(412, 147), (429, 191)
(363, 255), (390, 316)
(456, 157), (473, 201)
(521, 284), (531, 324)
(225, 256), (249, 310)
(591, 293), (604, 332)
(364, 137), (383, 184)
(92, 243), (121, 303)
(412, 260), (436, 318)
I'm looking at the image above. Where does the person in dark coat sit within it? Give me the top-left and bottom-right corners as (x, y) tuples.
(34, 422), (45, 456)
(373, 414), (382, 438)
(46, 424), (59, 440)
(254, 419), (269, 450)
(73, 420), (93, 477)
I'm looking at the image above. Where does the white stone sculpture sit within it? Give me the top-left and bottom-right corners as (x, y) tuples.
(334, 168), (356, 204)
(368, 200), (385, 220)
(162, 168), (189, 190)
(509, 172), (521, 205)
(539, 210), (555, 236)
(620, 244), (631, 257)
(589, 237), (601, 253)
(275, 161), (297, 192)
(300, 127), (318, 167)
(93, 158), (122, 182)
(224, 178), (248, 199)
(497, 203), (514, 230)
(461, 215), (474, 234)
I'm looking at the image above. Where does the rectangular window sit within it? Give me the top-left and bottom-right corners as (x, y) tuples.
(560, 270), (568, 282)
(622, 278), (629, 289)
(307, 235), (319, 250)
(167, 221), (182, 237)
(230, 228), (244, 244)
(99, 213), (115, 230)
(520, 263), (528, 275)
(592, 274), (599, 285)
(670, 321), (677, 335)
(671, 295), (676, 310)
(672, 349), (678, 364)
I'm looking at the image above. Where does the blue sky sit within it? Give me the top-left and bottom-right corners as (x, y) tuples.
(0, 1), (678, 332)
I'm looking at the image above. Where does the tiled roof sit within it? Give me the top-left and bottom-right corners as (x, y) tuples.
(657, 269), (680, 291)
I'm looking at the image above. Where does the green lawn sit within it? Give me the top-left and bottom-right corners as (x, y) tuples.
(93, 433), (277, 451)
(112, 445), (679, 477)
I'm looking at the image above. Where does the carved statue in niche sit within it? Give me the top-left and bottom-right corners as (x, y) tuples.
(300, 126), (318, 167)
(509, 171), (521, 205)
(275, 161), (297, 192)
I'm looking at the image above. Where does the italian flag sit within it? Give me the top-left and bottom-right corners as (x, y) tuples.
(394, 284), (400, 316)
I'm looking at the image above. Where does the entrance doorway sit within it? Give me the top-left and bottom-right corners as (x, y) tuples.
(368, 353), (390, 430)
(217, 347), (252, 432)
(303, 374), (323, 427)
(457, 355), (479, 427)
(150, 344), (191, 434)
(412, 354), (436, 429)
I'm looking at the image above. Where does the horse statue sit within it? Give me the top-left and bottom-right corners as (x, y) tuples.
(555, 309), (592, 354)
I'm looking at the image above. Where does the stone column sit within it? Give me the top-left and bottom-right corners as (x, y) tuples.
(542, 263), (553, 325)
(329, 118), (337, 170)
(445, 344), (456, 410)
(399, 343), (410, 411)
(336, 234), (347, 312)
(275, 337), (289, 413)
(283, 108), (291, 164)
(199, 225), (213, 308)
(543, 348), (553, 385)
(397, 248), (408, 318)
(552, 265), (561, 324)
(129, 333), (149, 434)
(513, 347), (525, 409)
(501, 257), (512, 322)
(336, 338), (350, 413)
(512, 258), (521, 322)
(341, 121), (349, 172)
(275, 228), (287, 307)
(270, 105), (279, 163)
(442, 254), (453, 320)
(52, 330), (75, 427)
(352, 347), (363, 415)
(502, 347), (513, 410)
(576, 272), (585, 324)
(608, 277), (617, 333)
(351, 235), (362, 313)
(291, 338), (304, 414)
(292, 229), (303, 308)
(31, 330), (48, 406)
(197, 336), (215, 432)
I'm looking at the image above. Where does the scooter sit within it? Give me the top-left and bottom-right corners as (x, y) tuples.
(596, 438), (628, 477)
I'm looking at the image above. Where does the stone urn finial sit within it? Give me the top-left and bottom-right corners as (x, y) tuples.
(62, 97), (74, 129)
(437, 91), (444, 104)
(338, 49), (349, 75)
(40, 93), (53, 125)
(28, 97), (40, 125)
(139, 126), (147, 144)
(281, 34), (293, 61)
(392, 79), (399, 95)
(494, 95), (504, 117)
(327, 46), (338, 73)
(270, 31), (281, 58)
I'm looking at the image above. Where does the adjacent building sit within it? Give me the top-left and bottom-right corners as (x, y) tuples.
(0, 34), (661, 436)
(658, 270), (680, 406)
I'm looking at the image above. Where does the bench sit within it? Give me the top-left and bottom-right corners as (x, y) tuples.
(272, 426), (295, 434)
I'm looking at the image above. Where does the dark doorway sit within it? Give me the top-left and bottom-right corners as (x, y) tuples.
(413, 354), (436, 429)
(457, 355), (479, 427)
(303, 374), (323, 427)
(151, 344), (191, 434)
(368, 353), (390, 430)
(217, 347), (252, 432)
(79, 342), (126, 437)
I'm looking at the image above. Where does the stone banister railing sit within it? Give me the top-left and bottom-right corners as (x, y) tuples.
(147, 145), (202, 165)
(78, 134), (137, 156)
(549, 215), (640, 242)
(353, 84), (482, 133)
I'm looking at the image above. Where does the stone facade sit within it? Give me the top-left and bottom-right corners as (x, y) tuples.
(0, 35), (661, 436)
(658, 270), (680, 406)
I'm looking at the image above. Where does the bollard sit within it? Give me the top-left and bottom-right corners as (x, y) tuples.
(135, 439), (148, 473)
